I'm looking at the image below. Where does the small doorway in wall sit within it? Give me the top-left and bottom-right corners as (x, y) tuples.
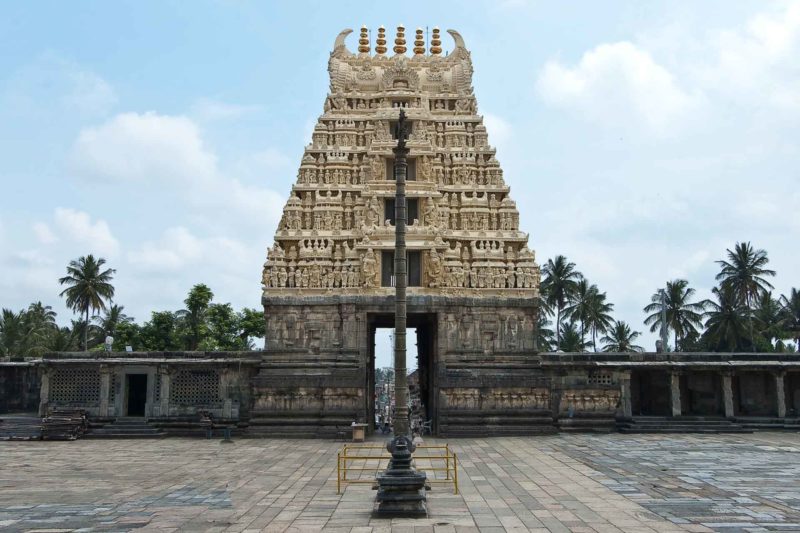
(126, 374), (148, 417)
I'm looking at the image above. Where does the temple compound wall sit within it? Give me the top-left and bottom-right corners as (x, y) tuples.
(17, 352), (800, 437)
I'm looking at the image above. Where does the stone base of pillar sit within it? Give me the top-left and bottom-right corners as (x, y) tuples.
(373, 436), (427, 518)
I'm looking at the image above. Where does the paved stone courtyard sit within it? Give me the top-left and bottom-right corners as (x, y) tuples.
(1, 433), (799, 532)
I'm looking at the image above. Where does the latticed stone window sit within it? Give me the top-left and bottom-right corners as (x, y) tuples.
(109, 373), (117, 404)
(153, 374), (161, 402)
(169, 370), (221, 406)
(587, 372), (613, 386)
(50, 368), (101, 404)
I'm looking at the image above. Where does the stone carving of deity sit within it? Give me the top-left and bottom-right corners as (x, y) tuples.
(361, 248), (377, 288)
(425, 249), (444, 288)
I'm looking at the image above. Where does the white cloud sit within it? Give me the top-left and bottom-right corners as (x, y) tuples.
(127, 226), (255, 277)
(53, 208), (120, 257)
(33, 222), (57, 245)
(190, 98), (261, 121)
(704, 2), (800, 111)
(70, 111), (287, 235)
(71, 112), (217, 184)
(537, 41), (697, 134)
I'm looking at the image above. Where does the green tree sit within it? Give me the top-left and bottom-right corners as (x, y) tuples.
(238, 307), (265, 348)
(203, 303), (243, 350)
(558, 320), (588, 352)
(49, 325), (81, 352)
(0, 309), (25, 357)
(536, 312), (555, 352)
(140, 311), (179, 351)
(177, 284), (214, 350)
(643, 279), (706, 351)
(715, 242), (775, 350)
(601, 321), (644, 352)
(564, 278), (596, 344)
(752, 292), (786, 351)
(541, 256), (582, 346)
(780, 288), (800, 351)
(716, 242), (776, 307)
(702, 286), (751, 351)
(58, 255), (116, 351)
(93, 304), (132, 347)
(113, 321), (141, 351)
(585, 290), (614, 351)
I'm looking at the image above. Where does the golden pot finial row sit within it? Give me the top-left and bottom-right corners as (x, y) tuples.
(393, 24), (406, 55)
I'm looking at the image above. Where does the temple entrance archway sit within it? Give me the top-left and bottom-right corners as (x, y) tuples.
(367, 313), (438, 436)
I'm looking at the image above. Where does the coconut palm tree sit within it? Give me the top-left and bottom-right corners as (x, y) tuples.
(601, 321), (644, 352)
(558, 320), (588, 352)
(702, 285), (751, 352)
(541, 256), (582, 345)
(752, 292), (787, 351)
(22, 302), (58, 357)
(0, 309), (25, 356)
(716, 242), (775, 350)
(94, 303), (130, 332)
(59, 255), (116, 351)
(780, 288), (800, 351)
(585, 290), (615, 351)
(49, 325), (81, 352)
(643, 279), (706, 351)
(716, 242), (776, 306)
(535, 312), (555, 352)
(564, 278), (596, 344)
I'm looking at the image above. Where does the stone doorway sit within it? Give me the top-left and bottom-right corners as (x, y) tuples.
(631, 370), (670, 416)
(367, 313), (438, 436)
(125, 374), (148, 417)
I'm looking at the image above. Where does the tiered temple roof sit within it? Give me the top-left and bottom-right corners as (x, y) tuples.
(262, 26), (539, 298)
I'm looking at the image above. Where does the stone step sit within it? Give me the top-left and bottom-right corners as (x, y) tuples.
(84, 432), (166, 439)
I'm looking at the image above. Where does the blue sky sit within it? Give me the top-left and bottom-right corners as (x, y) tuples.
(1, 1), (798, 356)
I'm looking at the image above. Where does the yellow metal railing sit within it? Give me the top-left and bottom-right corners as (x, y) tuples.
(336, 444), (459, 495)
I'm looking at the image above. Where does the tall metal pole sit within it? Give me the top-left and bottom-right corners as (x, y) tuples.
(392, 109), (410, 438)
(373, 109), (427, 519)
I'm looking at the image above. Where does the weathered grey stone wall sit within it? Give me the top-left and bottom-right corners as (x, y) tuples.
(0, 363), (40, 413)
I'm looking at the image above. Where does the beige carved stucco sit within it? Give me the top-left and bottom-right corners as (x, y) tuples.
(262, 27), (539, 298)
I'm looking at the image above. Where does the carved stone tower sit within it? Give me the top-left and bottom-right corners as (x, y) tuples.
(254, 27), (543, 437)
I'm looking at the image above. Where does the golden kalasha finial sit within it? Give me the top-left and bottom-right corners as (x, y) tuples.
(413, 28), (425, 55)
(394, 24), (407, 55)
(376, 25), (387, 55)
(358, 25), (370, 54)
(430, 27), (442, 55)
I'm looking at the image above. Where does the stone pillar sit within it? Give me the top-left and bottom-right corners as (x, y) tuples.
(38, 369), (50, 416)
(619, 371), (632, 419)
(221, 368), (233, 418)
(99, 365), (111, 417)
(775, 371), (787, 418)
(669, 371), (681, 417)
(722, 372), (734, 418)
(160, 370), (171, 417)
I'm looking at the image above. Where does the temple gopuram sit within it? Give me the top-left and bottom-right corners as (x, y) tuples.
(1, 27), (799, 439)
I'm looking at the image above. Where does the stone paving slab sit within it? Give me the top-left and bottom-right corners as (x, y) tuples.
(0, 433), (798, 531)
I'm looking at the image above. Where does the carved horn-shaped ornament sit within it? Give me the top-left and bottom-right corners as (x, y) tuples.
(447, 29), (466, 50)
(333, 28), (354, 55)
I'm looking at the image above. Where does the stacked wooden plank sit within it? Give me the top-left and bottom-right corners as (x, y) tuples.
(41, 409), (87, 440)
